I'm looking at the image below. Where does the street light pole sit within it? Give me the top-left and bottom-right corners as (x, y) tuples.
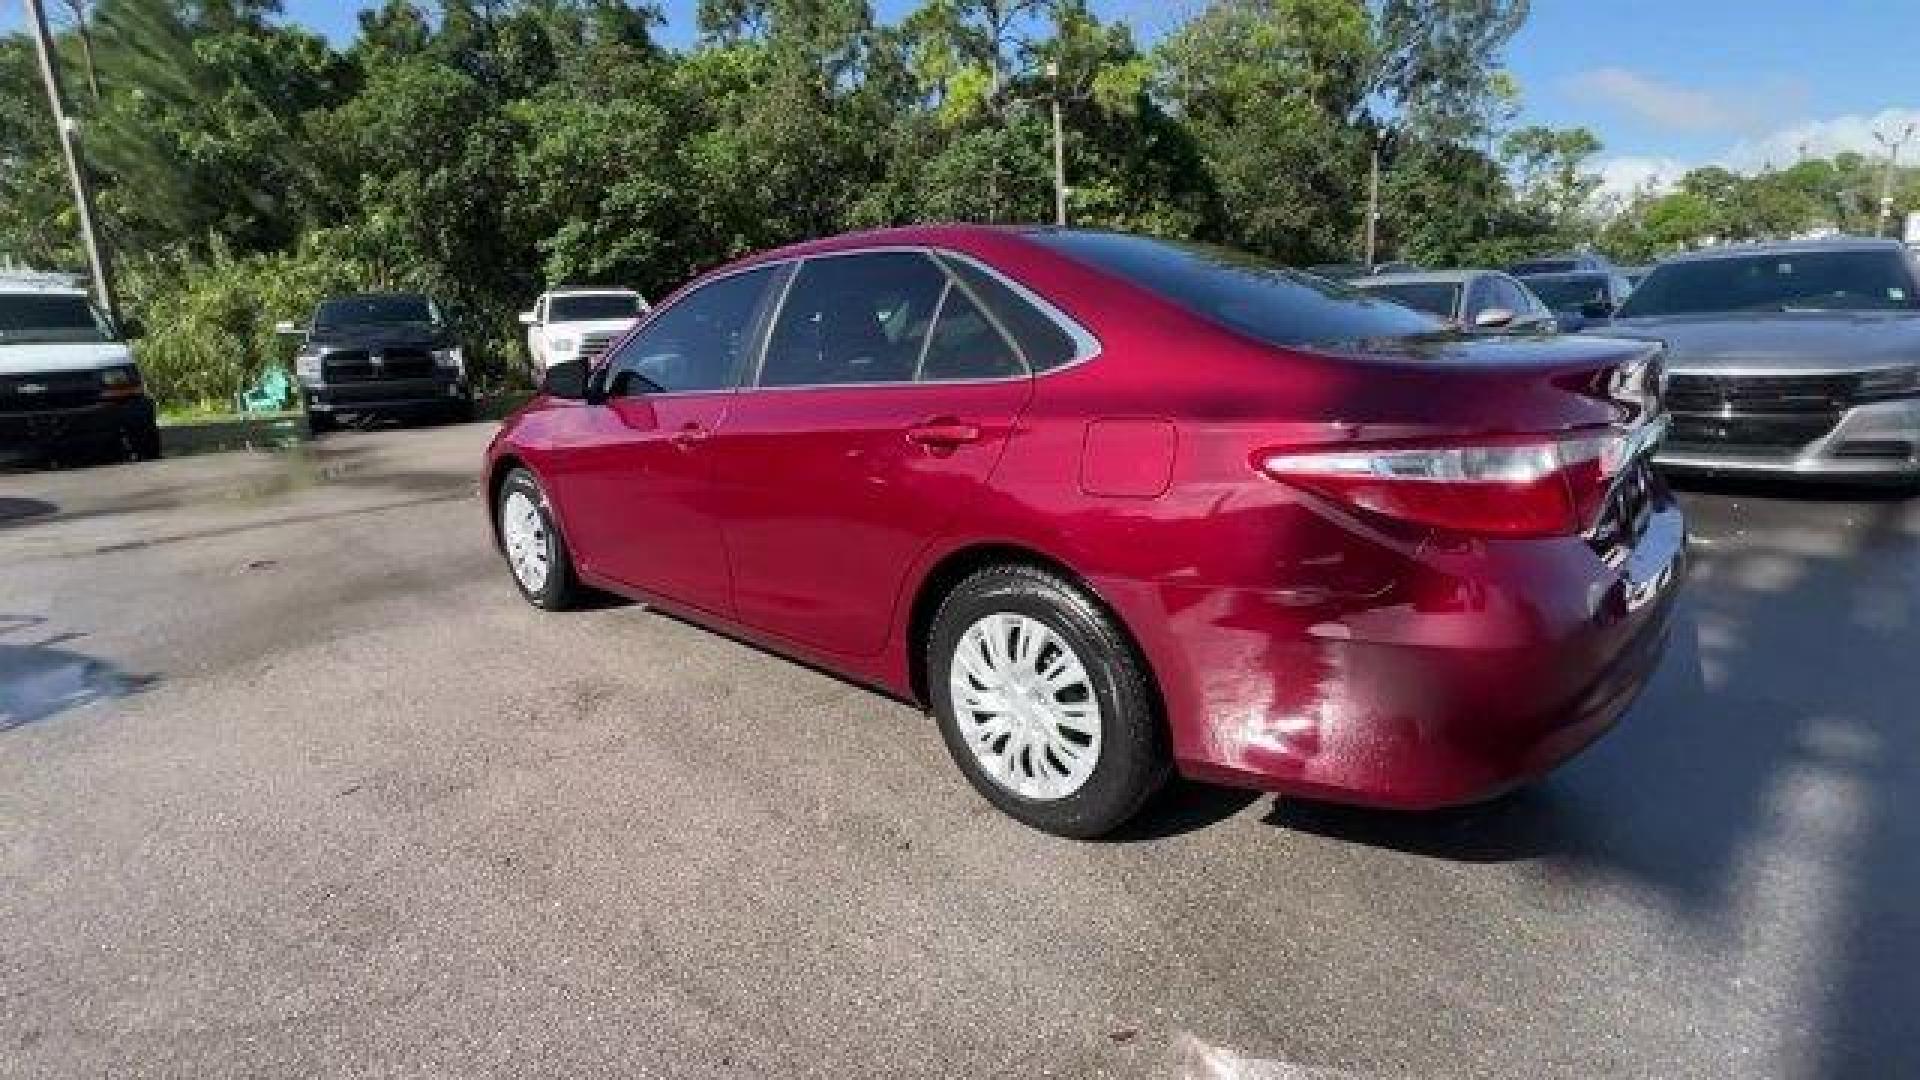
(24, 0), (119, 324)
(1047, 61), (1067, 227)
(1874, 122), (1916, 240)
(1364, 137), (1382, 268)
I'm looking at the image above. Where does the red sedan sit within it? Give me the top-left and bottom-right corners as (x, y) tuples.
(485, 226), (1684, 838)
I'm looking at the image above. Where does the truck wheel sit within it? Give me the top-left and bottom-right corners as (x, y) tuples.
(126, 421), (163, 461)
(307, 410), (335, 435)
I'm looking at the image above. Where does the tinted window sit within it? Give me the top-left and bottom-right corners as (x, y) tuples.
(1511, 258), (1578, 275)
(1028, 231), (1440, 347)
(939, 256), (1081, 371)
(315, 294), (435, 329)
(920, 285), (1023, 381)
(1359, 281), (1459, 319)
(760, 253), (947, 387)
(1521, 275), (1611, 311)
(605, 266), (774, 395)
(549, 294), (644, 321)
(0, 293), (110, 343)
(1618, 250), (1920, 317)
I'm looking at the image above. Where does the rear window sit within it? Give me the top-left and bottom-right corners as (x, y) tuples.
(1522, 275), (1611, 311)
(549, 294), (644, 322)
(1028, 231), (1439, 347)
(1357, 281), (1460, 319)
(0, 293), (110, 343)
(316, 295), (435, 329)
(1618, 249), (1920, 317)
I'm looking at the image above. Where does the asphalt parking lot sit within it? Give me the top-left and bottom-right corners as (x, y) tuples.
(2, 423), (1915, 1079)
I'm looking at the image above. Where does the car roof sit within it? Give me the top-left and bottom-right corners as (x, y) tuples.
(1661, 236), (1907, 263)
(546, 286), (639, 296)
(1355, 270), (1482, 286)
(1514, 270), (1612, 281)
(323, 291), (431, 302)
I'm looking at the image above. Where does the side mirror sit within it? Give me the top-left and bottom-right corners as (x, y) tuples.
(542, 358), (591, 400)
(1579, 300), (1615, 320)
(518, 311), (538, 326)
(1472, 307), (1516, 330)
(274, 320), (304, 337)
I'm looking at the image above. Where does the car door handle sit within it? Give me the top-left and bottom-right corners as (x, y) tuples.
(670, 422), (711, 448)
(906, 419), (982, 448)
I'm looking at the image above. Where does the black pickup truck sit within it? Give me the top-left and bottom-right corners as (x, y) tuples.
(281, 292), (473, 433)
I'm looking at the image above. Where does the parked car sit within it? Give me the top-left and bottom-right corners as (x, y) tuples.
(485, 226), (1683, 838)
(1518, 270), (1636, 331)
(279, 292), (472, 433)
(1352, 270), (1558, 333)
(0, 272), (160, 463)
(519, 287), (648, 375)
(1509, 252), (1615, 275)
(1607, 238), (1920, 483)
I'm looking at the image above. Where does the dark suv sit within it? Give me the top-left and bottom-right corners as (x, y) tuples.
(281, 292), (472, 432)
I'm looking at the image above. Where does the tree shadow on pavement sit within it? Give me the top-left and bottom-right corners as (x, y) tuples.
(0, 621), (157, 733)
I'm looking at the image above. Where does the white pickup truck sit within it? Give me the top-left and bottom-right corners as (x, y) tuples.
(0, 272), (160, 463)
(519, 288), (648, 376)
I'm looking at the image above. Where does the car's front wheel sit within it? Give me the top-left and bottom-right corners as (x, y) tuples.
(928, 565), (1168, 839)
(497, 467), (580, 610)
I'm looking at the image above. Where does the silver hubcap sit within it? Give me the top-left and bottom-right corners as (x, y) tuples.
(501, 489), (551, 593)
(949, 612), (1102, 801)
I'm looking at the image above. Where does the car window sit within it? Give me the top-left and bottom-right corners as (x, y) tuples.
(1029, 231), (1440, 348)
(0, 293), (112, 343)
(759, 253), (947, 387)
(315, 294), (435, 329)
(1620, 249), (1920, 317)
(1361, 281), (1460, 320)
(1510, 258), (1578, 275)
(1522, 275), (1611, 311)
(604, 266), (776, 396)
(919, 283), (1024, 381)
(938, 255), (1082, 371)
(549, 294), (644, 321)
(1509, 277), (1551, 318)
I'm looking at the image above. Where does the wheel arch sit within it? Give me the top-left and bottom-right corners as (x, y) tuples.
(485, 453), (528, 551)
(904, 543), (1165, 732)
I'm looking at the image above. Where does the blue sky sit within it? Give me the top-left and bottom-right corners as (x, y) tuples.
(9, 0), (1918, 194)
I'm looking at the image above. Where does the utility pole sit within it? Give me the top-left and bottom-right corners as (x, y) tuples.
(1364, 136), (1383, 268)
(1874, 122), (1916, 239)
(1047, 61), (1067, 227)
(24, 0), (119, 324)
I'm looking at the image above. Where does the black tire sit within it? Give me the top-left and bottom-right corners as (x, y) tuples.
(125, 421), (162, 461)
(928, 564), (1168, 839)
(448, 395), (476, 424)
(496, 467), (581, 610)
(306, 409), (335, 435)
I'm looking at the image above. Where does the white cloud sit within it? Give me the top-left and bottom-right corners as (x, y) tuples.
(1722, 107), (1920, 172)
(1563, 68), (1742, 133)
(1592, 156), (1689, 203)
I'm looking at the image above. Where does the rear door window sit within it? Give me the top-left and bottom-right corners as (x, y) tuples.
(759, 253), (948, 387)
(919, 285), (1024, 382)
(1028, 231), (1439, 348)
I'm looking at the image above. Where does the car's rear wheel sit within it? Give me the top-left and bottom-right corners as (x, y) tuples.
(928, 564), (1167, 839)
(306, 409), (335, 435)
(497, 467), (580, 610)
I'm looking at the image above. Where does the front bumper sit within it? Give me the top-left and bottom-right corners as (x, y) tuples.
(1657, 397), (1920, 481)
(1102, 496), (1688, 810)
(0, 396), (155, 458)
(303, 374), (469, 414)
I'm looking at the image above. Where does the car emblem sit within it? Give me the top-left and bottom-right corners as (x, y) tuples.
(15, 382), (48, 395)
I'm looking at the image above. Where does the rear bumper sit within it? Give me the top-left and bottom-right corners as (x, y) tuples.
(0, 396), (155, 457)
(1101, 498), (1687, 810)
(303, 375), (469, 413)
(1657, 397), (1920, 481)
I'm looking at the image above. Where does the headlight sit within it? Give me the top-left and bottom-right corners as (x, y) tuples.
(295, 351), (324, 381)
(98, 364), (143, 399)
(434, 347), (464, 372)
(1855, 365), (1920, 400)
(550, 338), (576, 354)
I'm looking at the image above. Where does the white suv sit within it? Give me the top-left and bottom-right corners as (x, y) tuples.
(519, 288), (648, 375)
(1, 272), (160, 462)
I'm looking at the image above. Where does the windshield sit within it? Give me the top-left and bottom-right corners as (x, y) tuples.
(0, 293), (112, 344)
(1357, 281), (1461, 319)
(1523, 275), (1611, 311)
(315, 294), (436, 329)
(1030, 231), (1441, 347)
(549, 294), (643, 322)
(1618, 249), (1920, 317)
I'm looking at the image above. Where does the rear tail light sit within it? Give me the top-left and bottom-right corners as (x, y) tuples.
(1259, 434), (1630, 538)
